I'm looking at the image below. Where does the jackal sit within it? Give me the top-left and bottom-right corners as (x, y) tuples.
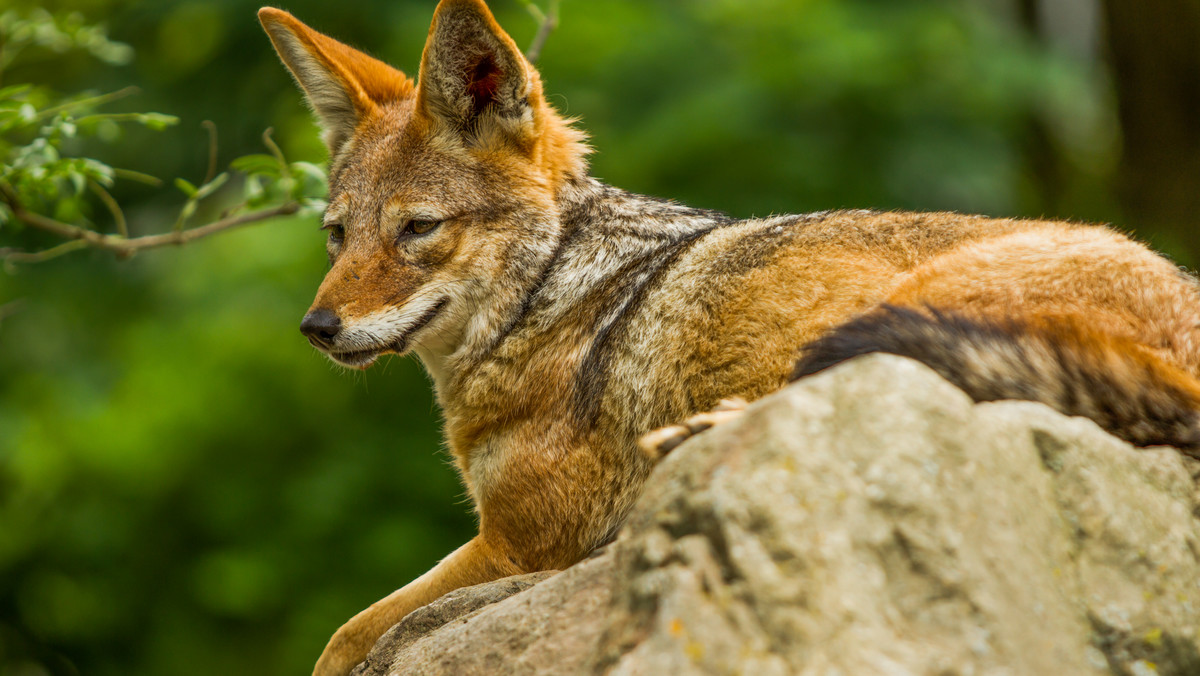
(259, 1), (1200, 674)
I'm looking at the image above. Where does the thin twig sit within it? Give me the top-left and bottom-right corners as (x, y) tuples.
(0, 182), (301, 263)
(218, 202), (243, 220)
(88, 180), (127, 237)
(72, 113), (152, 125)
(202, 120), (219, 186)
(520, 0), (560, 65)
(113, 168), (163, 187)
(3, 240), (90, 270)
(35, 86), (140, 121)
(520, 0), (546, 23)
(261, 127), (288, 174)
(172, 197), (194, 233)
(121, 202), (300, 250)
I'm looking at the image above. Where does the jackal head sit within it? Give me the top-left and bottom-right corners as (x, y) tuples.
(259, 0), (587, 372)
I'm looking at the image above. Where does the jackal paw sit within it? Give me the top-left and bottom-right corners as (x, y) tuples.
(639, 398), (748, 461)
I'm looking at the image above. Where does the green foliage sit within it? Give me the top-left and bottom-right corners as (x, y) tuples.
(229, 137), (328, 212)
(0, 10), (325, 266)
(0, 13), (159, 224)
(0, 9), (133, 71)
(0, 85), (172, 225)
(546, 0), (1118, 225)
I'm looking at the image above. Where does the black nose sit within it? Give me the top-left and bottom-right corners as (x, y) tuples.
(300, 308), (342, 348)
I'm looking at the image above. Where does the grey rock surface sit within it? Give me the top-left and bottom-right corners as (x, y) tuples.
(357, 355), (1200, 676)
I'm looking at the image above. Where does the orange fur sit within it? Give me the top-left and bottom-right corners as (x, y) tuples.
(258, 4), (1200, 676)
(258, 8), (414, 112)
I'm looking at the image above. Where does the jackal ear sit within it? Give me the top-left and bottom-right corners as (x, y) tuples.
(416, 0), (538, 145)
(259, 8), (415, 155)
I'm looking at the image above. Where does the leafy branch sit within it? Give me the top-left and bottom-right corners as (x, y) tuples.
(0, 10), (326, 271)
(0, 178), (303, 263)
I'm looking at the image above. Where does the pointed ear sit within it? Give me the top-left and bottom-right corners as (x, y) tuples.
(416, 0), (537, 144)
(258, 8), (414, 155)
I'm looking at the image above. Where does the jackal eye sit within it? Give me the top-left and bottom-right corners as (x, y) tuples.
(400, 219), (441, 239)
(322, 222), (345, 245)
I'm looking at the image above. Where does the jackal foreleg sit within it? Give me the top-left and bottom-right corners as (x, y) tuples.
(312, 535), (520, 676)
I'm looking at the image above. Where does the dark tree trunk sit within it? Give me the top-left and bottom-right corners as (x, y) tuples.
(1101, 0), (1200, 264)
(1015, 0), (1067, 218)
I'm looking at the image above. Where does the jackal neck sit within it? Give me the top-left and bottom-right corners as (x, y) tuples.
(431, 177), (733, 418)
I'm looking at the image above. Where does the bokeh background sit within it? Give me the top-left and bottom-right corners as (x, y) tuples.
(1, 0), (1197, 674)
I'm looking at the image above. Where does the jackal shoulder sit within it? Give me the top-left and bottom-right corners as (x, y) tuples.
(459, 179), (1055, 449)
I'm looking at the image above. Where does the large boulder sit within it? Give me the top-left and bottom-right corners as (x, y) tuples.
(354, 355), (1200, 676)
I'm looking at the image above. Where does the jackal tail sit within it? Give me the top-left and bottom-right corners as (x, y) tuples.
(792, 305), (1200, 453)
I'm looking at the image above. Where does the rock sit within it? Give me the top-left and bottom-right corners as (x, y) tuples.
(351, 572), (558, 676)
(357, 354), (1200, 676)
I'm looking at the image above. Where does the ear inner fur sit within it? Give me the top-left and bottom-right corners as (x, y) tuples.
(466, 55), (504, 117)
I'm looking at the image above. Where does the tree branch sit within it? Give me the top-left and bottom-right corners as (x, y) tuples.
(2, 240), (90, 271)
(0, 182), (301, 265)
(36, 86), (139, 122)
(88, 179), (127, 237)
(521, 0), (560, 64)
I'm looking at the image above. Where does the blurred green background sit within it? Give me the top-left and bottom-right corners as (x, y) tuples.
(1, 0), (1197, 674)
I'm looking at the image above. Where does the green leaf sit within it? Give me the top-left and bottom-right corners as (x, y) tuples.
(230, 154), (281, 176)
(0, 84), (34, 101)
(136, 113), (179, 131)
(94, 118), (121, 143)
(82, 158), (114, 187)
(243, 174), (266, 207)
(290, 162), (327, 183)
(299, 198), (328, 215)
(112, 168), (161, 186)
(179, 200), (197, 221)
(193, 172), (228, 201)
(52, 197), (85, 224)
(174, 178), (198, 198)
(87, 38), (134, 66)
